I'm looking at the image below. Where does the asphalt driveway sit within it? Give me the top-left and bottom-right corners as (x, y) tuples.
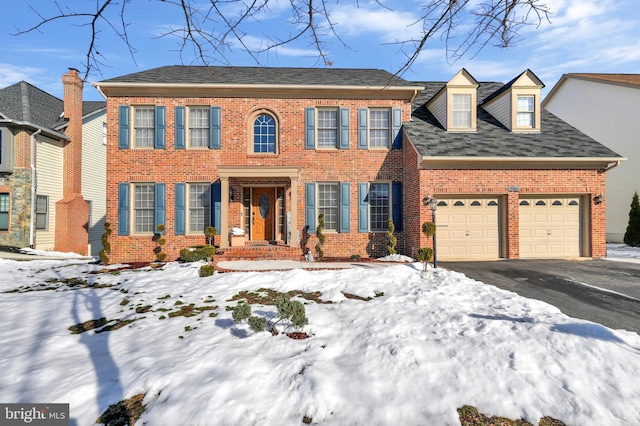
(441, 259), (640, 334)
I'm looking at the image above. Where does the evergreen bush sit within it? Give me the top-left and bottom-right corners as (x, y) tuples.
(418, 221), (437, 273)
(199, 264), (215, 277)
(232, 301), (251, 323)
(179, 245), (216, 262)
(205, 226), (218, 246)
(624, 192), (640, 247)
(387, 218), (397, 255)
(98, 222), (112, 265)
(248, 316), (267, 332)
(315, 213), (325, 259)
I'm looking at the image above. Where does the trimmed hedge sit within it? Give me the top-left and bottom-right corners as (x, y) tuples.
(179, 245), (216, 262)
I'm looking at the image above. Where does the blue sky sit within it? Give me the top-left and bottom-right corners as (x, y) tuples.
(2, 0), (639, 101)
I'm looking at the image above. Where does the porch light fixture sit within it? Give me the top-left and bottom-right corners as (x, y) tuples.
(229, 188), (234, 202)
(593, 194), (604, 205)
(422, 195), (438, 268)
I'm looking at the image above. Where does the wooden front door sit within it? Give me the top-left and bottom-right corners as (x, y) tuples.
(251, 188), (275, 240)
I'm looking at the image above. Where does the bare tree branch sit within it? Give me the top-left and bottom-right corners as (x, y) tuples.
(13, 0), (551, 81)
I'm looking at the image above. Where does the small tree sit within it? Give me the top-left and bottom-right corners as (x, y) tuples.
(231, 293), (308, 335)
(205, 226), (217, 246)
(387, 218), (397, 255)
(315, 213), (325, 259)
(153, 224), (167, 262)
(98, 222), (112, 265)
(624, 192), (640, 247)
(418, 222), (437, 272)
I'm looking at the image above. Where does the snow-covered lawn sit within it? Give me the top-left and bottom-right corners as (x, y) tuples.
(1, 251), (640, 425)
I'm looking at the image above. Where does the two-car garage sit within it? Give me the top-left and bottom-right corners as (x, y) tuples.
(435, 195), (584, 261)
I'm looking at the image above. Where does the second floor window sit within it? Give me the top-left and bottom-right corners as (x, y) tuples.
(253, 113), (276, 153)
(189, 107), (210, 147)
(134, 107), (155, 147)
(317, 109), (338, 148)
(369, 109), (390, 148)
(517, 96), (534, 127)
(134, 184), (155, 233)
(452, 94), (471, 128)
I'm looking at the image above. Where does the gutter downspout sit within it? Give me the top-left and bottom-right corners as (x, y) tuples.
(30, 129), (41, 247)
(604, 160), (621, 172)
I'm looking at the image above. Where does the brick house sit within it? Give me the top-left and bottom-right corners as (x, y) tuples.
(0, 69), (106, 255)
(93, 66), (621, 263)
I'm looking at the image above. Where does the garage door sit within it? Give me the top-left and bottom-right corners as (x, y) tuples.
(436, 197), (500, 260)
(519, 197), (580, 258)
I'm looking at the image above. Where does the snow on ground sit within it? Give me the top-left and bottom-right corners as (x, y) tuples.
(606, 243), (640, 264)
(1, 252), (640, 426)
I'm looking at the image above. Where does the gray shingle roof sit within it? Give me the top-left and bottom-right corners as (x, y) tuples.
(404, 82), (621, 159)
(0, 81), (105, 132)
(99, 65), (420, 87)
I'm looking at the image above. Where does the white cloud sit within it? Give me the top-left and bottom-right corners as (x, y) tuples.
(0, 63), (46, 87)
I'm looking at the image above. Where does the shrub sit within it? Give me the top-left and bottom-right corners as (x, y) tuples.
(624, 192), (640, 247)
(232, 301), (251, 323)
(422, 222), (436, 237)
(315, 213), (325, 259)
(275, 294), (308, 329)
(248, 316), (267, 332)
(205, 226), (218, 246)
(199, 264), (215, 277)
(387, 218), (397, 255)
(417, 247), (434, 271)
(180, 245), (216, 262)
(350, 254), (361, 260)
(154, 224), (167, 262)
(98, 222), (113, 265)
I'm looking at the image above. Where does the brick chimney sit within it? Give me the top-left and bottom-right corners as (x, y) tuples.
(55, 68), (89, 255)
(62, 67), (83, 195)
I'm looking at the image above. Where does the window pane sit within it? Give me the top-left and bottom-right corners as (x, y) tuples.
(317, 110), (337, 148)
(189, 184), (210, 232)
(0, 193), (8, 230)
(253, 114), (276, 153)
(190, 107), (210, 147)
(35, 195), (48, 230)
(452, 94), (471, 128)
(517, 96), (534, 127)
(369, 183), (389, 231)
(135, 184), (155, 233)
(318, 183), (338, 231)
(369, 110), (390, 147)
(135, 108), (155, 147)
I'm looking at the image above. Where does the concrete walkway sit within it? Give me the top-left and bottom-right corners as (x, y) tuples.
(0, 250), (94, 261)
(215, 259), (398, 272)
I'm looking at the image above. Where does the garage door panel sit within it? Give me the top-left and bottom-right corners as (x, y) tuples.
(436, 197), (500, 261)
(519, 196), (580, 259)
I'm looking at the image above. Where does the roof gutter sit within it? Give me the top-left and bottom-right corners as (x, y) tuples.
(30, 129), (42, 248)
(0, 119), (69, 141)
(93, 82), (423, 92)
(604, 160), (622, 172)
(420, 156), (626, 169)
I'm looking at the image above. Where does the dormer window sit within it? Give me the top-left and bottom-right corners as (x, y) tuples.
(516, 96), (535, 128)
(452, 94), (472, 128)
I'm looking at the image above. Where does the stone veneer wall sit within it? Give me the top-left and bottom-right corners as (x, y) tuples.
(0, 168), (33, 247)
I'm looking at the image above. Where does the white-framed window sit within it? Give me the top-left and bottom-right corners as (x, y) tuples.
(318, 183), (339, 231)
(35, 195), (49, 230)
(369, 182), (389, 231)
(189, 107), (210, 148)
(0, 193), (9, 231)
(86, 200), (93, 231)
(189, 183), (210, 233)
(317, 109), (338, 149)
(102, 122), (107, 146)
(369, 109), (390, 148)
(516, 96), (535, 128)
(253, 112), (277, 153)
(134, 107), (155, 147)
(134, 184), (155, 233)
(452, 94), (472, 128)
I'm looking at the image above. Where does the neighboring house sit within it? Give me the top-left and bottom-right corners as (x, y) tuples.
(543, 74), (638, 243)
(93, 66), (621, 264)
(0, 69), (106, 255)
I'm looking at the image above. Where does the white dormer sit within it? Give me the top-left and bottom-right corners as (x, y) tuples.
(426, 69), (479, 132)
(482, 69), (544, 132)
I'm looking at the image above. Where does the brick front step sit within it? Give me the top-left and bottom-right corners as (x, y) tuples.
(217, 243), (304, 261)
